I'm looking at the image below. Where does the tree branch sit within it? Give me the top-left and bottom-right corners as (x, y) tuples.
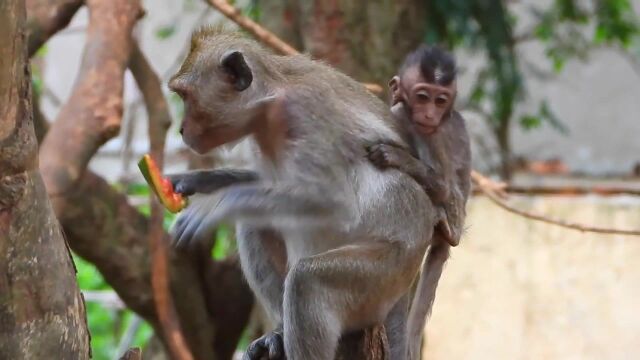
(39, 0), (143, 213)
(0, 0), (90, 357)
(26, 0), (84, 57)
(203, 0), (384, 94)
(28, 2), (254, 357)
(471, 171), (640, 236)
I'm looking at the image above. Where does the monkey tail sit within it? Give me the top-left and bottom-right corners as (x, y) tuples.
(406, 239), (450, 360)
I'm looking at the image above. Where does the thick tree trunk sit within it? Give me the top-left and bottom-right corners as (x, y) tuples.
(25, 3), (254, 355)
(0, 0), (90, 358)
(260, 0), (427, 94)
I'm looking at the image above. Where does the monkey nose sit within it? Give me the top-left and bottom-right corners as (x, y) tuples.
(179, 126), (184, 135)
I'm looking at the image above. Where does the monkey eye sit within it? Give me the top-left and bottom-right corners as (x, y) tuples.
(435, 97), (449, 107)
(415, 91), (430, 102)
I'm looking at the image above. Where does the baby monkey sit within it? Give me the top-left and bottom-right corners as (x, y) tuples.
(368, 45), (471, 248)
(368, 46), (472, 359)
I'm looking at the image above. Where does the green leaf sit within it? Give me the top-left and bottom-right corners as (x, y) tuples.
(211, 224), (237, 260)
(539, 101), (569, 135)
(35, 44), (48, 57)
(519, 115), (541, 130)
(155, 25), (176, 40)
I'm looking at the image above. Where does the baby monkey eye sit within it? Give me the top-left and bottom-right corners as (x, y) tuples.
(435, 96), (449, 106)
(415, 91), (430, 102)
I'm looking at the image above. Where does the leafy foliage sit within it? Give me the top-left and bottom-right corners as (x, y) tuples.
(74, 255), (153, 360)
(422, 0), (639, 176)
(76, 183), (239, 358)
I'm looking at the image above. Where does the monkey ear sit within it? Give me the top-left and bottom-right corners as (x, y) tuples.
(388, 76), (402, 105)
(221, 50), (253, 91)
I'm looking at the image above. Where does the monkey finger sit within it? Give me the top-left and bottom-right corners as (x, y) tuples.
(172, 201), (209, 248)
(244, 338), (269, 360)
(166, 175), (194, 196)
(368, 149), (389, 168)
(174, 182), (195, 196)
(170, 207), (196, 240)
(190, 216), (220, 247)
(266, 334), (284, 360)
(175, 215), (206, 249)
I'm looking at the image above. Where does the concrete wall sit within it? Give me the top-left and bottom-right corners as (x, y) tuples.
(37, 0), (640, 182)
(422, 197), (640, 359)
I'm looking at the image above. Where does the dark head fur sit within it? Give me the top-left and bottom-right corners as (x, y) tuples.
(399, 45), (457, 86)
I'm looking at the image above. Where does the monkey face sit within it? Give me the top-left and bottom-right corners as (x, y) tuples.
(389, 66), (456, 137)
(169, 33), (257, 154)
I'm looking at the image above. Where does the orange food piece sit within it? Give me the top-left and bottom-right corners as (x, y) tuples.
(138, 154), (188, 213)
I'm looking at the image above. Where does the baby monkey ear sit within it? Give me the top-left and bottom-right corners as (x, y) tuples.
(388, 76), (402, 105)
(221, 50), (253, 91)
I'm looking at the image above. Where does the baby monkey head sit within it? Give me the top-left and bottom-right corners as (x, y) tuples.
(168, 27), (273, 154)
(389, 45), (457, 136)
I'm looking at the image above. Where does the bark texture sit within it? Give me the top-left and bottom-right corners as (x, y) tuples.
(39, 0), (143, 214)
(0, 0), (90, 358)
(260, 0), (427, 93)
(36, 44), (253, 359)
(26, 0), (84, 56)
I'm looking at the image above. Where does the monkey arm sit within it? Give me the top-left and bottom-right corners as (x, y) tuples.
(368, 143), (449, 203)
(166, 168), (260, 196)
(171, 183), (339, 248)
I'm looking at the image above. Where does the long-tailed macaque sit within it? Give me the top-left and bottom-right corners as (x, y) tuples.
(368, 45), (471, 360)
(166, 28), (437, 360)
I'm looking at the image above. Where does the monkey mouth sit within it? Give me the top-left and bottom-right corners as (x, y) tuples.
(414, 123), (438, 135)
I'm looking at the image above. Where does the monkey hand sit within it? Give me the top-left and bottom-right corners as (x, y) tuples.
(243, 329), (285, 360)
(367, 143), (411, 170)
(169, 191), (236, 249)
(167, 174), (197, 196)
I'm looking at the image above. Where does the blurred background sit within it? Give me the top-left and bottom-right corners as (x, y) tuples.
(17, 0), (640, 359)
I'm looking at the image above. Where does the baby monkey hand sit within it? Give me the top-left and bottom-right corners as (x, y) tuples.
(367, 143), (413, 171)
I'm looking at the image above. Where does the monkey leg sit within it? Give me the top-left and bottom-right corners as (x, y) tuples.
(237, 224), (288, 326)
(384, 293), (410, 360)
(237, 224), (289, 360)
(282, 240), (423, 360)
(406, 237), (450, 360)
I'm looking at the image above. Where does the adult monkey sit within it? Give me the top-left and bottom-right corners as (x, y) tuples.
(167, 28), (436, 360)
(368, 46), (472, 360)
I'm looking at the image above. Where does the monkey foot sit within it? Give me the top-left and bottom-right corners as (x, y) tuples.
(243, 330), (286, 360)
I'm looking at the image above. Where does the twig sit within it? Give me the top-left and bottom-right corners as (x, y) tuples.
(203, 0), (384, 94)
(130, 42), (194, 360)
(119, 99), (143, 183)
(119, 348), (142, 360)
(471, 172), (640, 236)
(116, 315), (143, 357)
(500, 184), (640, 197)
(82, 290), (125, 309)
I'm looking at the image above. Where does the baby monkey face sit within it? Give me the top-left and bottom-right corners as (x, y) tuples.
(390, 65), (457, 137)
(406, 81), (455, 135)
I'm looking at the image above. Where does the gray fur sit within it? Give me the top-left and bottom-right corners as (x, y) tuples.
(167, 28), (436, 360)
(370, 101), (471, 360)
